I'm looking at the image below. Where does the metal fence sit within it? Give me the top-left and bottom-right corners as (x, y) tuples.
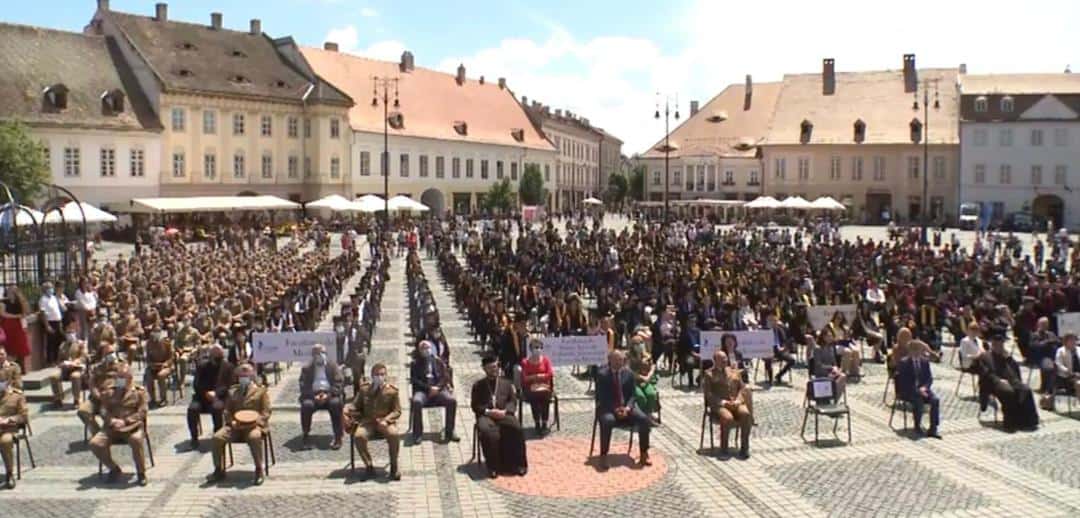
(1, 183), (89, 300)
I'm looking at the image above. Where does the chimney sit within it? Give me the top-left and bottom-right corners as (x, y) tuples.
(479, 76), (485, 85)
(744, 74), (753, 110)
(690, 100), (699, 116)
(456, 64), (465, 85)
(324, 42), (338, 52)
(97, 0), (109, 11)
(521, 96), (528, 105)
(399, 51), (414, 72)
(555, 109), (562, 117)
(959, 63), (967, 75)
(498, 77), (506, 89)
(250, 19), (262, 36)
(903, 53), (917, 93)
(211, 12), (222, 30)
(155, 3), (168, 22)
(822, 58), (836, 95)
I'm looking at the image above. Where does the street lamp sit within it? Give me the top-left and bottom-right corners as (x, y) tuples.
(910, 78), (940, 244)
(372, 76), (401, 226)
(653, 93), (680, 224)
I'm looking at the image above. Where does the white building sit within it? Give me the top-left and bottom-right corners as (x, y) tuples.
(959, 74), (1080, 229)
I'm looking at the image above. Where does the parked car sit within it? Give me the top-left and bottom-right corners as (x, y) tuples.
(1001, 211), (1036, 232)
(958, 203), (980, 230)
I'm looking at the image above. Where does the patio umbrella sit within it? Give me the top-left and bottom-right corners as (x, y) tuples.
(779, 196), (813, 210)
(0, 203), (45, 228)
(809, 196), (846, 211)
(583, 197), (603, 206)
(306, 194), (354, 211)
(387, 195), (429, 212)
(43, 201), (118, 224)
(744, 196), (781, 209)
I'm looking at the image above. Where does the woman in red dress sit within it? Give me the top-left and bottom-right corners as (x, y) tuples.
(0, 286), (31, 371)
(519, 338), (554, 434)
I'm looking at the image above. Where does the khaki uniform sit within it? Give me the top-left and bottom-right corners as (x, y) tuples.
(0, 362), (21, 389)
(77, 359), (126, 435)
(144, 337), (174, 404)
(212, 383), (272, 471)
(702, 366), (752, 450)
(174, 325), (200, 380)
(0, 388), (28, 474)
(346, 381), (401, 470)
(50, 340), (89, 405)
(118, 317), (143, 364)
(90, 322), (117, 353)
(89, 385), (149, 474)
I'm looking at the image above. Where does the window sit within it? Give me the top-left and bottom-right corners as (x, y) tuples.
(330, 157), (340, 179)
(1031, 129), (1043, 146)
(400, 154), (410, 177)
(672, 167), (682, 186)
(171, 107), (185, 132)
(724, 170), (734, 184)
(829, 156), (841, 180)
(1000, 96), (1014, 113)
(204, 152), (217, 179)
(748, 170), (759, 186)
(233, 113), (245, 136)
(465, 158), (474, 178)
(288, 156), (299, 179)
(42, 145), (50, 171)
(1031, 165), (1043, 186)
(999, 164), (1012, 184)
(330, 118), (340, 139)
(933, 156), (946, 181)
(203, 110), (216, 135)
(873, 156), (886, 181)
(511, 162), (518, 181)
(172, 151), (185, 177)
(287, 117), (299, 138)
(233, 152), (245, 178)
(974, 164), (986, 184)
(908, 156), (920, 179)
(43, 84), (68, 111)
(129, 148), (144, 177)
(452, 157), (461, 178)
(480, 159), (488, 179)
(359, 151), (371, 176)
(973, 128), (988, 146)
(380, 153), (387, 177)
(697, 165), (706, 190)
(707, 165), (717, 190)
(1054, 128), (1069, 147)
(652, 170), (661, 185)
(543, 164), (549, 182)
(496, 161), (504, 179)
(64, 147), (81, 177)
(991, 202), (1005, 221)
(304, 118), (312, 138)
(261, 153), (273, 178)
(436, 156), (445, 179)
(99, 148), (115, 177)
(851, 156), (863, 181)
(999, 128), (1012, 147)
(974, 96), (988, 113)
(1055, 165), (1067, 186)
(261, 116), (272, 137)
(304, 157), (312, 178)
(420, 155), (429, 178)
(774, 157), (786, 180)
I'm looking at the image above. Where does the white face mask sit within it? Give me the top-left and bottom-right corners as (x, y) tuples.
(371, 374), (384, 388)
(238, 376), (251, 387)
(529, 348), (541, 359)
(113, 377), (128, 389)
(0, 381), (8, 392)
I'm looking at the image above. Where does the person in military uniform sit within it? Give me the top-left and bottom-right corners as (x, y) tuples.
(89, 364), (150, 485)
(49, 324), (89, 407)
(173, 315), (201, 381)
(0, 374), (28, 489)
(0, 349), (22, 390)
(117, 310), (144, 365)
(344, 363), (401, 481)
(78, 343), (126, 435)
(88, 308), (116, 356)
(208, 362), (271, 485)
(143, 325), (174, 407)
(702, 350), (752, 457)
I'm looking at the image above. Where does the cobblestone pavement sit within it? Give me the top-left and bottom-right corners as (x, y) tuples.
(6, 228), (1080, 518)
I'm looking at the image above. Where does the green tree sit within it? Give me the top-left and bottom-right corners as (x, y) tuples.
(628, 164), (646, 201)
(518, 163), (546, 206)
(483, 178), (515, 214)
(606, 173), (628, 207)
(0, 121), (49, 203)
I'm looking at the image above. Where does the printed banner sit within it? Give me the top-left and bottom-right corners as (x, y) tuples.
(250, 331), (337, 363)
(542, 334), (608, 367)
(1057, 312), (1080, 334)
(807, 304), (857, 330)
(700, 330), (775, 360)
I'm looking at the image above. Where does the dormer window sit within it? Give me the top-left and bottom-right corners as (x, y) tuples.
(1000, 96), (1014, 113)
(799, 119), (813, 144)
(231, 50), (247, 58)
(706, 110), (728, 123)
(101, 89), (125, 115)
(176, 69), (194, 78)
(230, 75), (251, 85)
(178, 41), (197, 51)
(510, 128), (525, 142)
(453, 121), (468, 136)
(42, 84), (69, 112)
(974, 96), (988, 113)
(274, 80), (288, 88)
(853, 119), (866, 143)
(910, 118), (923, 144)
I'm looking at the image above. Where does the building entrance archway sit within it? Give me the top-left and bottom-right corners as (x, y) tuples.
(421, 188), (445, 216)
(1033, 194), (1064, 229)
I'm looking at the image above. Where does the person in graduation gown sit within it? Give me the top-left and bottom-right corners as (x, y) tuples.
(470, 356), (528, 478)
(499, 312), (529, 383)
(976, 331), (1039, 432)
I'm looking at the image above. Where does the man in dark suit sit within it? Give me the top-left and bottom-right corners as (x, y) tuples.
(896, 340), (942, 438)
(595, 350), (652, 469)
(187, 344), (232, 449)
(299, 344), (345, 449)
(409, 340), (459, 443)
(471, 356), (527, 478)
(763, 313), (796, 385)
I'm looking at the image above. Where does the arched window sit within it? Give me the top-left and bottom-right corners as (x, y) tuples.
(1000, 96), (1014, 113)
(101, 89), (125, 115)
(853, 119), (866, 143)
(42, 84), (69, 112)
(974, 96), (988, 113)
(799, 119), (813, 144)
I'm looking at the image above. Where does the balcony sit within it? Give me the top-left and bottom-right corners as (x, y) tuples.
(747, 180), (761, 187)
(721, 180), (736, 187)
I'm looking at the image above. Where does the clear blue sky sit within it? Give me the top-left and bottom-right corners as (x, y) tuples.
(9, 0), (1078, 154)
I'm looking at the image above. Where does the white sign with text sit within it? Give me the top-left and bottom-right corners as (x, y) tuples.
(1057, 312), (1080, 334)
(807, 304), (857, 330)
(700, 330), (776, 360)
(250, 331), (338, 363)
(543, 334), (608, 367)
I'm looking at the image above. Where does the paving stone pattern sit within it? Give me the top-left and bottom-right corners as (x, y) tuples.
(979, 430), (1080, 489)
(205, 492), (396, 518)
(0, 498), (101, 517)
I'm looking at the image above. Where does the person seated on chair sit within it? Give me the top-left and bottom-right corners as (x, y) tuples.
(89, 364), (150, 486)
(48, 322), (88, 408)
(594, 350), (652, 470)
(344, 363), (401, 481)
(703, 350), (752, 457)
(500, 312), (528, 384)
(976, 332), (1039, 432)
(142, 325), (174, 408)
(471, 356), (528, 478)
(1050, 333), (1080, 410)
(896, 340), (942, 439)
(208, 362), (272, 485)
(958, 320), (986, 374)
(628, 334), (660, 425)
(409, 340), (459, 444)
(0, 346), (22, 391)
(117, 310), (143, 365)
(0, 374), (28, 489)
(299, 344), (345, 450)
(1029, 317), (1060, 394)
(79, 343), (126, 436)
(519, 338), (554, 434)
(828, 311), (863, 378)
(808, 332), (847, 397)
(676, 313), (702, 387)
(763, 313), (796, 385)
(187, 345), (230, 449)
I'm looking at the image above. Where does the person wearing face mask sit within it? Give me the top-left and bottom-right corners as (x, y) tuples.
(408, 340), (458, 444)
(143, 326), (175, 408)
(519, 338), (554, 434)
(89, 364), (149, 485)
(48, 324), (88, 407)
(79, 344), (126, 435)
(594, 350), (652, 470)
(0, 348), (21, 391)
(0, 375), (28, 489)
(345, 363), (401, 481)
(38, 281), (70, 366)
(187, 345), (231, 449)
(173, 314), (201, 382)
(299, 344), (345, 450)
(209, 363), (272, 485)
(471, 356), (528, 478)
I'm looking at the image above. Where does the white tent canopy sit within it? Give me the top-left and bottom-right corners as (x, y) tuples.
(129, 195), (300, 214)
(583, 197), (603, 206)
(387, 195), (429, 212)
(0, 203), (45, 227)
(745, 196), (781, 209)
(44, 201), (118, 224)
(305, 194), (354, 211)
(809, 196), (846, 211)
(779, 196), (813, 210)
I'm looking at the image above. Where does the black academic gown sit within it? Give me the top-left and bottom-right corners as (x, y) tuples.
(977, 351), (1039, 430)
(470, 376), (527, 474)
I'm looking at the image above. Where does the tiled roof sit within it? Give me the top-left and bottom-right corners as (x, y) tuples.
(961, 73), (1080, 95)
(765, 68), (960, 145)
(302, 47), (555, 151)
(0, 22), (159, 131)
(642, 82), (782, 158)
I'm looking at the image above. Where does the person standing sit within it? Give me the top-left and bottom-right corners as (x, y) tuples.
(74, 278), (98, 341)
(38, 281), (68, 366)
(0, 286), (31, 372)
(470, 356), (527, 478)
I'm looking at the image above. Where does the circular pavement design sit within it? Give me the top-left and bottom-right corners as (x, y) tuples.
(490, 437), (669, 499)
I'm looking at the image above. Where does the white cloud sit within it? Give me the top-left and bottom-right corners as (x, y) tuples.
(324, 25), (405, 62)
(360, 7), (378, 17)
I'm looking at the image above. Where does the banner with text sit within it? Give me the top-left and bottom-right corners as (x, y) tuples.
(542, 334), (608, 367)
(700, 330), (776, 360)
(251, 331), (338, 364)
(1057, 312), (1080, 334)
(807, 304), (857, 330)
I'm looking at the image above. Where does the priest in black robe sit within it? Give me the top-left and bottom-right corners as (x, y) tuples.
(471, 356), (528, 478)
(977, 332), (1039, 431)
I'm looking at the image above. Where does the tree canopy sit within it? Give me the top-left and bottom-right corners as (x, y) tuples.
(0, 121), (49, 203)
